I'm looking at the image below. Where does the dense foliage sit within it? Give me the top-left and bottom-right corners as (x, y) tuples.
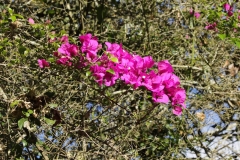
(0, 0), (239, 159)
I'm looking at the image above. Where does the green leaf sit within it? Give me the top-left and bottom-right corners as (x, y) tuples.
(44, 117), (56, 125)
(8, 8), (13, 15)
(28, 109), (33, 114)
(231, 38), (240, 48)
(109, 56), (119, 63)
(106, 69), (115, 74)
(10, 15), (16, 22)
(60, 30), (66, 35)
(235, 41), (240, 48)
(10, 100), (20, 108)
(18, 118), (28, 129)
(37, 140), (44, 145)
(216, 11), (222, 17)
(22, 140), (27, 147)
(40, 30), (45, 36)
(49, 103), (58, 108)
(86, 71), (91, 77)
(218, 34), (226, 40)
(22, 112), (30, 117)
(13, 14), (24, 19)
(22, 110), (33, 117)
(18, 46), (26, 54)
(47, 10), (55, 15)
(47, 57), (55, 62)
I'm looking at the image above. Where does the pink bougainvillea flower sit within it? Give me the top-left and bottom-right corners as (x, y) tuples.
(143, 56), (155, 70)
(103, 71), (119, 86)
(79, 33), (101, 62)
(105, 42), (121, 57)
(223, 3), (231, 12)
(56, 57), (72, 66)
(58, 43), (79, 57)
(161, 72), (180, 89)
(28, 18), (35, 24)
(149, 74), (165, 93)
(157, 60), (174, 74)
(152, 91), (169, 104)
(228, 11), (233, 17)
(223, 3), (233, 17)
(121, 71), (138, 86)
(132, 55), (144, 70)
(132, 72), (149, 89)
(48, 37), (57, 43)
(117, 57), (134, 74)
(172, 106), (183, 116)
(194, 12), (201, 19)
(190, 9), (200, 19)
(168, 87), (186, 108)
(38, 59), (49, 68)
(60, 35), (69, 43)
(45, 20), (51, 24)
(205, 22), (217, 30)
(189, 8), (194, 14)
(90, 65), (106, 86)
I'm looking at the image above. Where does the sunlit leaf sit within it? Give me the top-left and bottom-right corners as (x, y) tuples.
(18, 118), (28, 129)
(106, 69), (115, 74)
(44, 117), (56, 125)
(10, 100), (20, 108)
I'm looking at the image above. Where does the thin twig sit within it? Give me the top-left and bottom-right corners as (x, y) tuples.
(172, 65), (203, 71)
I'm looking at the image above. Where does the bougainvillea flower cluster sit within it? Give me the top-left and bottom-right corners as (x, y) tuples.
(223, 3), (233, 17)
(190, 9), (201, 19)
(38, 33), (186, 116)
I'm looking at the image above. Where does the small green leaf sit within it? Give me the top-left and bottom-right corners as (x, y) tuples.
(106, 69), (115, 74)
(37, 140), (44, 145)
(18, 118), (28, 129)
(28, 109), (33, 114)
(235, 41), (240, 48)
(48, 10), (55, 15)
(109, 56), (119, 63)
(47, 57), (55, 62)
(218, 34), (226, 40)
(23, 112), (30, 117)
(86, 71), (91, 77)
(231, 38), (240, 48)
(217, 11), (222, 17)
(22, 140), (27, 147)
(60, 30), (66, 35)
(49, 103), (58, 108)
(10, 15), (16, 22)
(22, 110), (33, 117)
(18, 46), (26, 54)
(13, 14), (24, 19)
(8, 8), (13, 14)
(10, 100), (20, 108)
(44, 117), (56, 125)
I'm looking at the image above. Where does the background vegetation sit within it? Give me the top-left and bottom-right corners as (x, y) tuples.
(0, 0), (239, 159)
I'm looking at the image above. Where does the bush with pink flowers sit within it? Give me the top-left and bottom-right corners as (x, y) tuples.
(1, 1), (240, 159)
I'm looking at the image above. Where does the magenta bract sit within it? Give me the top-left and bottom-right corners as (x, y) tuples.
(38, 59), (49, 68)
